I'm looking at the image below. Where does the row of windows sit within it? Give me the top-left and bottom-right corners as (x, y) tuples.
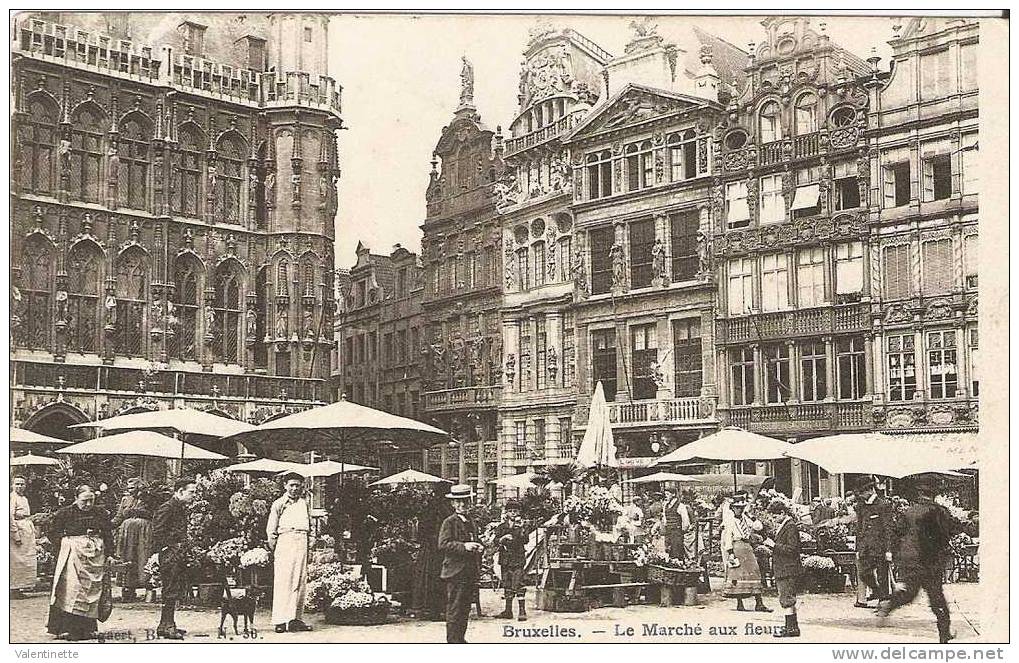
(586, 130), (710, 200)
(510, 312), (575, 392)
(886, 328), (979, 401)
(429, 247), (499, 295)
(724, 161), (862, 228)
(588, 211), (700, 295)
(512, 417), (573, 453)
(514, 236), (573, 291)
(881, 134), (978, 208)
(590, 318), (703, 402)
(728, 338), (866, 406)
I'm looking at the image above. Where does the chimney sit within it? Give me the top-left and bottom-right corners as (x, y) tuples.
(695, 45), (720, 102)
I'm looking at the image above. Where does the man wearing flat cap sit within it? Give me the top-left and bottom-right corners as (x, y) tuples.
(766, 499), (803, 637)
(267, 472), (312, 633)
(438, 484), (483, 643)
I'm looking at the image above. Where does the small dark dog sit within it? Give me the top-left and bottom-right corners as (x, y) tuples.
(218, 586), (264, 637)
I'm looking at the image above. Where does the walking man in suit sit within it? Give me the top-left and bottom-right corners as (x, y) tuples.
(438, 484), (483, 643)
(766, 499), (804, 637)
(152, 478), (197, 639)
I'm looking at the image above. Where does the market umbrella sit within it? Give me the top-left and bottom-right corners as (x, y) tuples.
(574, 381), (619, 470)
(70, 407), (256, 437)
(10, 453), (62, 467)
(283, 460), (378, 478)
(653, 427), (793, 491)
(622, 472), (703, 484)
(56, 430), (227, 461)
(683, 473), (773, 489)
(10, 427), (73, 445)
(491, 472), (544, 489)
(783, 432), (976, 479)
(370, 469), (450, 486)
(221, 458), (308, 474)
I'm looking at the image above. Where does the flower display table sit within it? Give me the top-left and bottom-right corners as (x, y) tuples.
(537, 538), (654, 612)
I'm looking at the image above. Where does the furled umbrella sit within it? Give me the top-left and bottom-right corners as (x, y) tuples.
(653, 427), (794, 491)
(574, 381), (619, 470)
(56, 430), (227, 460)
(782, 432), (977, 479)
(370, 469), (450, 486)
(10, 453), (62, 467)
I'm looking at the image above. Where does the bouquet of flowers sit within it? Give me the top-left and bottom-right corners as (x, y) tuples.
(815, 523), (851, 552)
(587, 486), (624, 532)
(207, 536), (246, 568)
(144, 553), (161, 588)
(801, 554), (837, 572)
(330, 591), (375, 610)
(305, 563), (373, 613)
(562, 495), (593, 525)
(35, 541), (54, 567)
(239, 547), (271, 569)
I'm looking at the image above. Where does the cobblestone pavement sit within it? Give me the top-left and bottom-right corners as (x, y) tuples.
(10, 581), (983, 645)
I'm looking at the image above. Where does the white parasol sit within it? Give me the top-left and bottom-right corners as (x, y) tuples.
(370, 469), (450, 486)
(56, 430), (227, 461)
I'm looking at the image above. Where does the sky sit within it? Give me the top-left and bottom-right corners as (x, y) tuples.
(327, 13), (899, 268)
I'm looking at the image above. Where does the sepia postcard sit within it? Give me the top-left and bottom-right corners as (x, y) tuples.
(6, 8), (1010, 657)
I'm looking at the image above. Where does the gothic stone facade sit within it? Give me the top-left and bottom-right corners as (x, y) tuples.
(10, 12), (341, 441)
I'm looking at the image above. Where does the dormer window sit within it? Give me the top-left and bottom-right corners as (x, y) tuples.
(759, 101), (781, 143)
(179, 21), (207, 57)
(586, 150), (613, 200)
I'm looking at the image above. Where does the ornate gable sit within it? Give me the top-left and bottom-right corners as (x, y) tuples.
(566, 84), (716, 142)
(434, 111), (493, 157)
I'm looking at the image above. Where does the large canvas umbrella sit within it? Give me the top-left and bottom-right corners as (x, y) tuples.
(783, 432), (975, 479)
(70, 408), (255, 437)
(575, 382), (619, 470)
(10, 453), (61, 467)
(221, 458), (308, 474)
(654, 427), (793, 491)
(56, 430), (227, 461)
(491, 472), (543, 489)
(283, 460), (378, 479)
(10, 427), (73, 445)
(623, 472), (703, 484)
(370, 469), (449, 486)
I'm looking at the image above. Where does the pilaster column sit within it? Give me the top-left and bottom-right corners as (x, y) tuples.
(752, 343), (763, 405)
(823, 335), (836, 401)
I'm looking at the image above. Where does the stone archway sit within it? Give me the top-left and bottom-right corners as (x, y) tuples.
(21, 402), (89, 442)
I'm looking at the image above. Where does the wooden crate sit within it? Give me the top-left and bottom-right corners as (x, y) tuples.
(648, 565), (703, 588)
(534, 588), (590, 612)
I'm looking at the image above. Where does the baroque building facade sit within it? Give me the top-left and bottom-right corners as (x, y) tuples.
(10, 12), (341, 442)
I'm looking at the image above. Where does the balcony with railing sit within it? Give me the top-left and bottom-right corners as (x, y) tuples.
(717, 303), (871, 345)
(422, 385), (502, 412)
(505, 111), (582, 155)
(721, 400), (872, 434)
(575, 396), (717, 430)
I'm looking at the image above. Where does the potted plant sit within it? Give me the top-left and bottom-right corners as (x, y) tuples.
(801, 554), (843, 592)
(239, 546), (272, 590)
(304, 562), (390, 625)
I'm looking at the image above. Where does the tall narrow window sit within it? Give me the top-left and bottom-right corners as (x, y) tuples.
(253, 267), (268, 368)
(558, 417), (573, 457)
(668, 129), (698, 181)
(927, 330), (958, 399)
(216, 137), (243, 223)
(961, 132), (978, 195)
(19, 237), (54, 350)
(561, 311), (575, 387)
(672, 318), (702, 397)
(921, 141), (952, 202)
(118, 118), (149, 210)
(557, 235), (572, 282)
(887, 333), (917, 402)
(65, 245), (101, 353)
(790, 167), (821, 218)
(631, 324), (658, 400)
(277, 261), (290, 297)
(114, 251), (147, 357)
(21, 99), (57, 194)
(730, 347), (755, 406)
(764, 344), (791, 404)
(625, 141), (654, 191)
(174, 127), (202, 217)
(882, 244), (912, 299)
(213, 266), (242, 363)
(69, 108), (105, 203)
(670, 211), (699, 282)
(628, 218), (655, 288)
(172, 260), (200, 360)
(835, 241), (864, 299)
(922, 238), (953, 295)
(963, 234), (978, 289)
(591, 329), (617, 401)
(536, 316), (547, 390)
(800, 340), (827, 402)
(761, 253), (789, 312)
(794, 93), (818, 135)
(759, 174), (785, 224)
(836, 336), (866, 400)
(759, 102), (781, 143)
(532, 241), (546, 288)
(725, 181), (750, 228)
(586, 150), (612, 199)
(516, 247), (529, 291)
(882, 149), (911, 208)
(967, 328), (979, 397)
(589, 226), (614, 295)
(796, 247), (826, 308)
(834, 161), (861, 210)
(727, 257), (754, 314)
(519, 323), (532, 391)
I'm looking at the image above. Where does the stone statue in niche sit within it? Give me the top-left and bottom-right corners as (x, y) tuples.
(290, 171), (301, 203)
(610, 241), (626, 289)
(104, 294), (118, 329)
(275, 306), (289, 338)
(264, 172), (276, 203)
(697, 227), (713, 276)
(166, 301), (177, 332)
(57, 138), (72, 177)
(303, 308), (315, 337)
(651, 238), (667, 285)
(206, 163), (217, 191)
(204, 302), (216, 336)
(246, 307), (257, 338)
(149, 293), (162, 331)
(55, 289), (69, 324)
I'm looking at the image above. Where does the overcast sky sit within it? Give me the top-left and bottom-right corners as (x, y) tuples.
(327, 13), (898, 268)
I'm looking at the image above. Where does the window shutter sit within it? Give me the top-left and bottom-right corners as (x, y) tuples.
(922, 159), (935, 201)
(922, 239), (953, 294)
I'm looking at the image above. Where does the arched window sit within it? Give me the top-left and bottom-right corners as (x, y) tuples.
(254, 142), (268, 229)
(254, 267), (269, 368)
(173, 127), (202, 217)
(302, 261), (315, 297)
(69, 108), (105, 203)
(213, 264), (242, 363)
(20, 98), (58, 194)
(668, 129), (698, 181)
(794, 93), (818, 135)
(114, 250), (147, 356)
(216, 137), (243, 224)
(759, 101), (781, 143)
(586, 150), (613, 199)
(625, 140), (654, 191)
(171, 259), (201, 360)
(277, 260), (290, 296)
(118, 117), (150, 210)
(19, 237), (54, 349)
(65, 243), (101, 353)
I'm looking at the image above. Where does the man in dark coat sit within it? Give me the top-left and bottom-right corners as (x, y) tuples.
(877, 478), (959, 643)
(151, 478), (197, 640)
(493, 499), (529, 621)
(853, 476), (895, 607)
(766, 499), (804, 638)
(438, 484), (483, 644)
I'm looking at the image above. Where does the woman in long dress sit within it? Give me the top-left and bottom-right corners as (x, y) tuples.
(720, 491), (772, 613)
(46, 485), (114, 641)
(10, 476), (37, 595)
(115, 503), (153, 602)
(412, 487), (452, 620)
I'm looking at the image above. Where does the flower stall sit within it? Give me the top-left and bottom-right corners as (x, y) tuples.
(304, 562), (391, 625)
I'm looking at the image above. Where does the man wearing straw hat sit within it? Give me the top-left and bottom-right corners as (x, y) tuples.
(267, 472), (313, 634)
(438, 484), (483, 643)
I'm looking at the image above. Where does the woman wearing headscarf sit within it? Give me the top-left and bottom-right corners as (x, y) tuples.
(46, 485), (114, 641)
(720, 491), (772, 613)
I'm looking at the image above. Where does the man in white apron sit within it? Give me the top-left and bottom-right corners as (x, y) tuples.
(267, 473), (312, 633)
(10, 476), (37, 595)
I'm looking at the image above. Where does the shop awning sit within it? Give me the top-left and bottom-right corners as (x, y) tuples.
(790, 183), (820, 211)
